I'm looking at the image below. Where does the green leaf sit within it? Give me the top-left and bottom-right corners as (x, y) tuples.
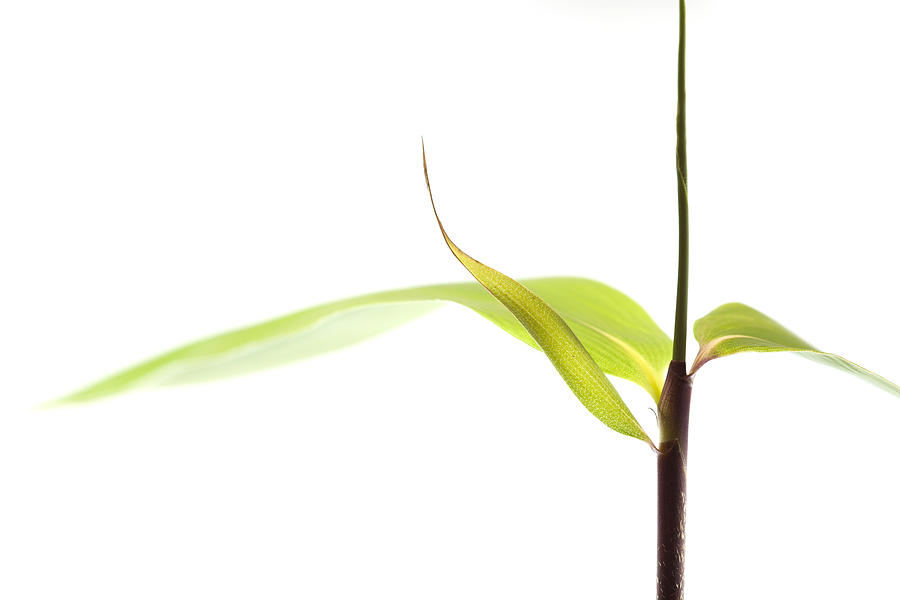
(692, 303), (900, 397)
(519, 278), (670, 399)
(58, 277), (667, 411)
(59, 295), (442, 404)
(423, 145), (652, 443)
(57, 187), (667, 446)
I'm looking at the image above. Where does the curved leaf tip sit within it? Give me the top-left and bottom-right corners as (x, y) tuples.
(422, 141), (652, 444)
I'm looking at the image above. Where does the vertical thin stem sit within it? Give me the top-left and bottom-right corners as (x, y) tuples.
(658, 2), (692, 599)
(672, 0), (689, 363)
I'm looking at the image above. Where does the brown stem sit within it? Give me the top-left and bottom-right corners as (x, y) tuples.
(657, 360), (693, 600)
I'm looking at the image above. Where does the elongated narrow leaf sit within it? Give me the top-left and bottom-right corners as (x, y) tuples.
(423, 146), (652, 443)
(58, 278), (668, 407)
(692, 303), (900, 397)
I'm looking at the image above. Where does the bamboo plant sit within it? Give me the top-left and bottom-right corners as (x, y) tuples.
(57, 2), (899, 598)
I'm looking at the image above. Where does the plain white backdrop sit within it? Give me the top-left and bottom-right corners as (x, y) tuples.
(2, 0), (899, 598)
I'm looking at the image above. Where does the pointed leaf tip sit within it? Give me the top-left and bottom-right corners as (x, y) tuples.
(421, 146), (652, 444)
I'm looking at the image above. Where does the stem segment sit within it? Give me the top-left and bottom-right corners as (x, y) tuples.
(659, 1), (692, 598)
(672, 0), (689, 363)
(657, 361), (693, 600)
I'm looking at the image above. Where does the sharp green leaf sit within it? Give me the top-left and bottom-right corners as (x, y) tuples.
(423, 144), (652, 443)
(692, 303), (900, 398)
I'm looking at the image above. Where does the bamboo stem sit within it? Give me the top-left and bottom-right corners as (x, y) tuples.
(660, 2), (692, 593)
(657, 361), (693, 600)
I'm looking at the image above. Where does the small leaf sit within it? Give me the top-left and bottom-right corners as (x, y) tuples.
(692, 303), (900, 397)
(423, 143), (652, 443)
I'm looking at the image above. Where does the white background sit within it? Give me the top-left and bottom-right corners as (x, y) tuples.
(2, 0), (899, 598)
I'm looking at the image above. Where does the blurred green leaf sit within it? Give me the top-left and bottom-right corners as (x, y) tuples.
(59, 277), (669, 410)
(692, 303), (900, 397)
(423, 146), (653, 443)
